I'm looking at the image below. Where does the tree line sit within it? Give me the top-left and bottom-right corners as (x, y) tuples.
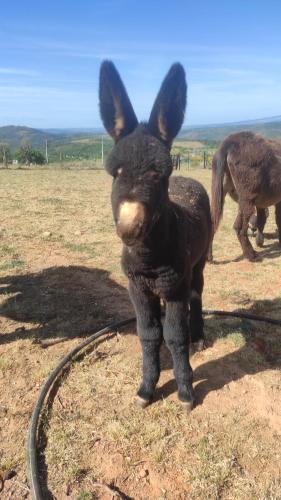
(0, 142), (45, 166)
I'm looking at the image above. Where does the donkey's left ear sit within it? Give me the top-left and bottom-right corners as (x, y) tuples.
(148, 63), (186, 148)
(99, 61), (138, 143)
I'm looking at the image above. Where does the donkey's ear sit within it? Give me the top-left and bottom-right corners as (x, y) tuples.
(99, 61), (138, 142)
(148, 63), (186, 148)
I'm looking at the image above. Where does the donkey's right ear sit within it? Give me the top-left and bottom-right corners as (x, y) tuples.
(99, 61), (138, 143)
(148, 63), (186, 148)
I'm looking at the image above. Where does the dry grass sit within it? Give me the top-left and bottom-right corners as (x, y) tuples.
(173, 140), (206, 149)
(0, 167), (280, 499)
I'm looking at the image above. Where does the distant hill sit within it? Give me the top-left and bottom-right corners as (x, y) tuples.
(0, 126), (58, 149)
(42, 127), (104, 136)
(1, 116), (281, 162)
(0, 126), (106, 149)
(0, 125), (111, 162)
(179, 116), (281, 143)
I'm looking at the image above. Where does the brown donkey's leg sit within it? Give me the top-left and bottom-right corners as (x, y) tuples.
(255, 208), (267, 247)
(275, 202), (281, 245)
(234, 201), (258, 261)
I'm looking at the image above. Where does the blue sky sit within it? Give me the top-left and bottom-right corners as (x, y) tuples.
(1, 0), (281, 128)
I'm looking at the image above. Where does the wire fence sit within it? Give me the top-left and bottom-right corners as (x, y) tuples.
(1, 150), (216, 170)
(171, 150), (215, 170)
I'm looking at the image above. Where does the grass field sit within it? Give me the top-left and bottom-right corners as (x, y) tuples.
(0, 167), (281, 499)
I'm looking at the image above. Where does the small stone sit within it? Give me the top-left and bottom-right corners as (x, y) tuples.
(139, 469), (149, 478)
(74, 230), (81, 236)
(3, 470), (17, 480)
(0, 405), (8, 415)
(63, 483), (71, 495)
(15, 326), (26, 332)
(42, 231), (52, 239)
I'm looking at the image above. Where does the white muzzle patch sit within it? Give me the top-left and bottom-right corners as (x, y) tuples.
(118, 201), (145, 229)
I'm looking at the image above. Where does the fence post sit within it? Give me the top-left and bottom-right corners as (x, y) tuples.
(203, 151), (207, 169)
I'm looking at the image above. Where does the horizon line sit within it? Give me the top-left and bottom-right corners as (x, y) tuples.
(1, 113), (281, 132)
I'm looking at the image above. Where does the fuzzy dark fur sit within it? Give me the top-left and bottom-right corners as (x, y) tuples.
(211, 131), (281, 261)
(208, 179), (270, 261)
(99, 61), (212, 408)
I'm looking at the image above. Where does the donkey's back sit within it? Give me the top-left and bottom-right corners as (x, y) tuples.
(169, 175), (212, 263)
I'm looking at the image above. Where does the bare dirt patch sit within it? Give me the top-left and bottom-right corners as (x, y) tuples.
(0, 168), (281, 499)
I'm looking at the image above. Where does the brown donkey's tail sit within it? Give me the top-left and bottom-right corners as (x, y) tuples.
(211, 148), (228, 234)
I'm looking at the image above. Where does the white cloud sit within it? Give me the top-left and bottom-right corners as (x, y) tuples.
(0, 67), (39, 76)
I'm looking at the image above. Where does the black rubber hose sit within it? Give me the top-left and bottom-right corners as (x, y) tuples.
(203, 309), (281, 326)
(27, 317), (136, 500)
(27, 309), (281, 499)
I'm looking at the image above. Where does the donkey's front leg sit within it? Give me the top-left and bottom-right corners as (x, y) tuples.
(129, 281), (163, 408)
(163, 300), (195, 412)
(255, 208), (267, 247)
(275, 202), (281, 245)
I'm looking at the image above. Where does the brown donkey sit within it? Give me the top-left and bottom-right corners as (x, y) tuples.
(211, 131), (281, 261)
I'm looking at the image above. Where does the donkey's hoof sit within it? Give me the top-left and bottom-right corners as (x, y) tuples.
(256, 233), (264, 247)
(190, 339), (205, 355)
(134, 395), (151, 409)
(247, 251), (261, 262)
(250, 254), (262, 262)
(181, 400), (194, 413)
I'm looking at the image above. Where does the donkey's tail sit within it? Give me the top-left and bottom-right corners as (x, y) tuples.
(211, 148), (228, 233)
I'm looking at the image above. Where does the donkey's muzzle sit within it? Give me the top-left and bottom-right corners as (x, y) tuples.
(116, 201), (146, 245)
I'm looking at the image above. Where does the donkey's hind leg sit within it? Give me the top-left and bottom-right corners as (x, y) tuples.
(255, 208), (267, 247)
(190, 259), (205, 351)
(275, 202), (281, 245)
(234, 201), (258, 261)
(129, 281), (163, 408)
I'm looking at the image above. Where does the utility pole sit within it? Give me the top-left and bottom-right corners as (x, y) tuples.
(101, 135), (104, 166)
(45, 139), (49, 164)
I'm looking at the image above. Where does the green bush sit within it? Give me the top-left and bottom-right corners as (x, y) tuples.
(16, 142), (45, 165)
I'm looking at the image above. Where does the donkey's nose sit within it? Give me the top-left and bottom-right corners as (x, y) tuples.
(117, 201), (145, 242)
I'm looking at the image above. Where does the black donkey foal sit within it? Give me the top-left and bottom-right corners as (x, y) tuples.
(99, 61), (212, 411)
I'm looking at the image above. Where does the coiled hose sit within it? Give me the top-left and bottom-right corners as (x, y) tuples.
(27, 310), (281, 499)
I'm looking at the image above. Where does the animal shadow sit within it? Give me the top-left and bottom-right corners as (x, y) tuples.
(213, 235), (281, 265)
(155, 298), (281, 405)
(0, 266), (133, 345)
